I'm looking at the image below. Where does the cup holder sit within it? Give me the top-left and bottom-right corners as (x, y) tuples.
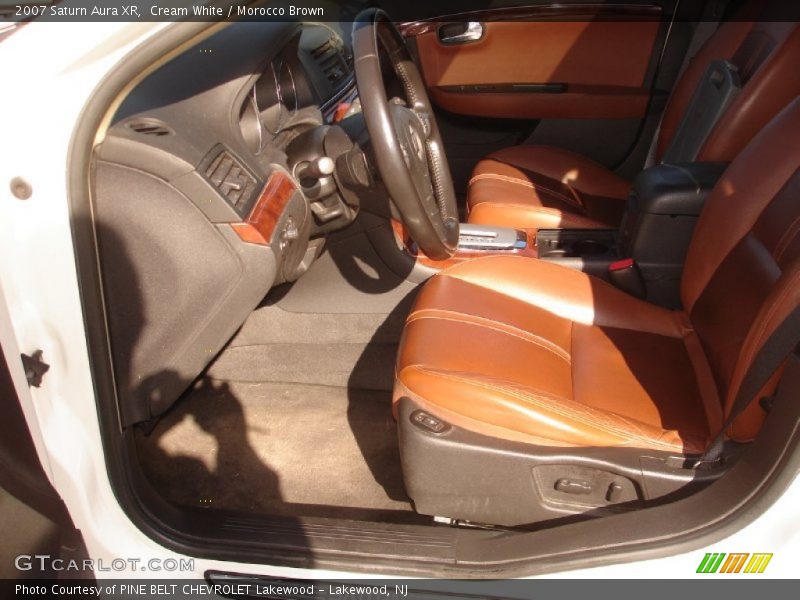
(571, 240), (609, 256)
(536, 229), (617, 260)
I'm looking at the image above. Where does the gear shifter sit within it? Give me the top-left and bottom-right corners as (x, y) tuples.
(295, 156), (335, 181)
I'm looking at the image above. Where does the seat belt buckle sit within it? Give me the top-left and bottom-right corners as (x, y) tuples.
(608, 258), (646, 299)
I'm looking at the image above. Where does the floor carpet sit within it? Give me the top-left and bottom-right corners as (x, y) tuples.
(136, 379), (424, 522)
(136, 237), (425, 522)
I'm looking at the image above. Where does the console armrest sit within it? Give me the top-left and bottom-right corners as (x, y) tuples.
(629, 162), (727, 217)
(619, 162), (727, 308)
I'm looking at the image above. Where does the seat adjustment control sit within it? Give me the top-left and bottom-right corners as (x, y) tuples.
(606, 481), (624, 502)
(554, 478), (592, 495)
(410, 410), (449, 434)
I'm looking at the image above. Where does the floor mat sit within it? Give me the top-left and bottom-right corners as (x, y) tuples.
(136, 236), (426, 523)
(136, 379), (425, 522)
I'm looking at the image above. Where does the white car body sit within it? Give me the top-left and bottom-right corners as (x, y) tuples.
(0, 20), (798, 582)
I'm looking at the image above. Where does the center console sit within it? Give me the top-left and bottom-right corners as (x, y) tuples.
(392, 161), (727, 309)
(536, 228), (619, 278)
(391, 220), (538, 270)
(535, 162), (727, 307)
(456, 224), (529, 251)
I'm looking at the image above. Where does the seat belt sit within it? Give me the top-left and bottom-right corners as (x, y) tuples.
(644, 0), (733, 168)
(699, 304), (800, 465)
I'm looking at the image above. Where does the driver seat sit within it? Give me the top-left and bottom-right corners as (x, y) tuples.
(394, 98), (800, 525)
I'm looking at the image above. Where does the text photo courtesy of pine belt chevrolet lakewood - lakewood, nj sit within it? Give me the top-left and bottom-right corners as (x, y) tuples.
(2, 0), (800, 597)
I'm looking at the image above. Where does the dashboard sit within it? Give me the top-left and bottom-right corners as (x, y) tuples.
(241, 24), (357, 155)
(92, 21), (362, 425)
(102, 20), (357, 268)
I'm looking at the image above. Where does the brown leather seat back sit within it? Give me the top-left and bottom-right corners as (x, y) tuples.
(658, 15), (800, 163)
(682, 97), (800, 439)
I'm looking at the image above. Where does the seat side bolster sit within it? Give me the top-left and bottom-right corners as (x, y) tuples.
(724, 265), (800, 440)
(395, 366), (704, 453)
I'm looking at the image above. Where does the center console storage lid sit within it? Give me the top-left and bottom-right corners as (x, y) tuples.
(630, 162), (727, 217)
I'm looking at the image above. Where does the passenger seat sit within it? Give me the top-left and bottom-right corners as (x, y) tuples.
(466, 13), (800, 231)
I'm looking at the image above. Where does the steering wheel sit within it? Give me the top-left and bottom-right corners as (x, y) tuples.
(352, 9), (460, 260)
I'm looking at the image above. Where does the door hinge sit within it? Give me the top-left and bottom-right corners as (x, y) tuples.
(21, 350), (49, 387)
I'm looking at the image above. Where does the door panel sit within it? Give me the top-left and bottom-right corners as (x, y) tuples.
(400, 0), (690, 194)
(417, 19), (660, 120)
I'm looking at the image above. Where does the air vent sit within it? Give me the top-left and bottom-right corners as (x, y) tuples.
(311, 37), (351, 88)
(125, 118), (173, 137)
(201, 146), (259, 214)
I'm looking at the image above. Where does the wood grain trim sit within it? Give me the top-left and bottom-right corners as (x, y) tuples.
(230, 223), (267, 245)
(230, 171), (297, 246)
(399, 3), (664, 37)
(391, 219), (539, 270)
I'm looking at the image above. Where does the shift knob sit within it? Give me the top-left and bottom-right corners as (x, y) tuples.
(296, 156), (335, 180)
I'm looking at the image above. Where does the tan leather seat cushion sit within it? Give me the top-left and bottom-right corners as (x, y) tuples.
(466, 146), (630, 230)
(394, 256), (713, 454)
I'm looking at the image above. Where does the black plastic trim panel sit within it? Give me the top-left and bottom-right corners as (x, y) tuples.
(197, 144), (263, 218)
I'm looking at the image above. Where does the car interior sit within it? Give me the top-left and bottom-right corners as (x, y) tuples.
(70, 0), (800, 576)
